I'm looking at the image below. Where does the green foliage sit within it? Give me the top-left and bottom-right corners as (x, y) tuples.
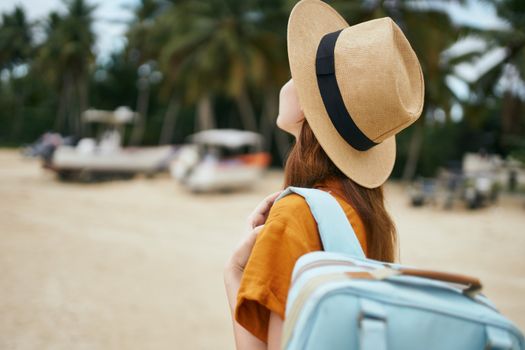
(0, 6), (32, 70)
(1, 0), (524, 177)
(35, 0), (96, 135)
(0, 70), (58, 144)
(394, 120), (462, 177)
(129, 0), (288, 102)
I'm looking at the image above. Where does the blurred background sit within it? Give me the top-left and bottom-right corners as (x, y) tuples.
(0, 0), (524, 349)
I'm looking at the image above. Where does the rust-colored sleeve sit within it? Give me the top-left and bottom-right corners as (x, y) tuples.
(234, 194), (322, 343)
(234, 192), (367, 343)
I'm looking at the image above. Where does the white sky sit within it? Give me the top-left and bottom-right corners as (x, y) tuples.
(0, 0), (138, 62)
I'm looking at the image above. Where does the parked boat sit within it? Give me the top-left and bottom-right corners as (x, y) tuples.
(49, 107), (175, 181)
(170, 129), (271, 192)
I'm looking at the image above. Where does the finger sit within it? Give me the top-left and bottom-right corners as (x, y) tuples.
(249, 213), (265, 229)
(255, 191), (282, 214)
(263, 191), (283, 207)
(248, 191), (282, 228)
(252, 224), (264, 236)
(233, 225), (266, 269)
(242, 226), (264, 256)
(242, 224), (264, 244)
(240, 225), (264, 248)
(250, 197), (279, 226)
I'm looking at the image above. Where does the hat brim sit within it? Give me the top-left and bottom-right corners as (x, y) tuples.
(287, 0), (395, 188)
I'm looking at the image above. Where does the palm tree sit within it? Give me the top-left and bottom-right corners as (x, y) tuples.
(0, 6), (33, 138)
(124, 0), (291, 149)
(36, 0), (96, 136)
(0, 6), (32, 71)
(126, 0), (165, 145)
(463, 0), (525, 153)
(154, 0), (288, 133)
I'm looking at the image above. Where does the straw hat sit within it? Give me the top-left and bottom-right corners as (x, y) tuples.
(287, 0), (424, 188)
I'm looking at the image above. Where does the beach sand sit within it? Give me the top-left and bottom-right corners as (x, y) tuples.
(0, 149), (524, 349)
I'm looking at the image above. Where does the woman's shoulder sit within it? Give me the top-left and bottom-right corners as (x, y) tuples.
(267, 187), (367, 252)
(270, 186), (351, 216)
(269, 188), (353, 220)
(266, 189), (355, 234)
(255, 193), (323, 261)
(272, 192), (311, 210)
(267, 192), (312, 224)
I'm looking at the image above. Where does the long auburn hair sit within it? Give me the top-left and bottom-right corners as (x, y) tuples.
(283, 121), (397, 262)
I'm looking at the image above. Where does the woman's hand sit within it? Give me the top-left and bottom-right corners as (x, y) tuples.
(224, 191), (282, 309)
(227, 225), (264, 276)
(226, 191), (282, 275)
(224, 191), (282, 350)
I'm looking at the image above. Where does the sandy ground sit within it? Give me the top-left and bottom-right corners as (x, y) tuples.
(0, 149), (524, 349)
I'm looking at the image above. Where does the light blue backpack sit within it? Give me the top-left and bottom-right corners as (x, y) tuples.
(277, 187), (524, 350)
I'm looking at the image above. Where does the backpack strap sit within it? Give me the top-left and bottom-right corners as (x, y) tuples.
(275, 186), (366, 259)
(359, 299), (387, 350)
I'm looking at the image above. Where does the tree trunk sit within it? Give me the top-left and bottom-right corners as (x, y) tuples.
(235, 89), (258, 132)
(195, 94), (215, 131)
(130, 77), (151, 145)
(65, 74), (76, 135)
(261, 88), (292, 164)
(77, 74), (89, 137)
(260, 89), (278, 151)
(54, 74), (70, 133)
(159, 94), (180, 145)
(500, 91), (523, 149)
(11, 90), (25, 140)
(70, 77), (81, 137)
(274, 127), (292, 165)
(401, 117), (425, 182)
(54, 89), (66, 133)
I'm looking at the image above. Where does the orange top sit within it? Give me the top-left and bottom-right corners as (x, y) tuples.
(235, 180), (368, 343)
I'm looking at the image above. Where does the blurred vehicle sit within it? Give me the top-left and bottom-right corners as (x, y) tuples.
(409, 177), (438, 207)
(170, 129), (271, 192)
(461, 152), (500, 209)
(462, 174), (498, 210)
(410, 152), (502, 210)
(48, 107), (175, 181)
(22, 132), (76, 163)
